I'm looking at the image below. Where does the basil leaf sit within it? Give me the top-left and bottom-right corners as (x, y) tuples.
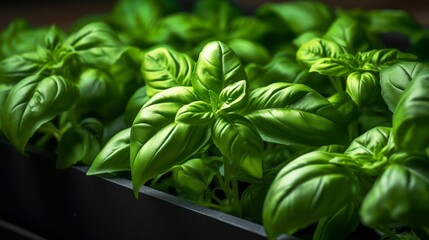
(380, 62), (429, 112)
(124, 86), (150, 127)
(132, 122), (210, 196)
(87, 128), (131, 175)
(310, 57), (352, 77)
(212, 113), (263, 178)
(56, 118), (103, 169)
(66, 22), (122, 50)
(327, 91), (358, 125)
(346, 72), (379, 107)
(218, 80), (247, 112)
(130, 87), (210, 195)
(296, 38), (344, 68)
(323, 15), (372, 53)
(110, 0), (175, 45)
(263, 151), (359, 238)
(72, 68), (121, 122)
(314, 203), (360, 240)
(257, 1), (334, 35)
(345, 126), (392, 157)
(161, 13), (212, 43)
(191, 41), (247, 102)
(360, 158), (429, 228)
(228, 16), (270, 40)
(175, 100), (214, 125)
(172, 157), (218, 196)
(193, 0), (240, 33)
(141, 47), (194, 97)
(358, 49), (417, 69)
(0, 52), (43, 83)
(393, 63), (429, 152)
(0, 19), (48, 58)
(245, 82), (349, 146)
(227, 38), (270, 65)
(1, 75), (79, 152)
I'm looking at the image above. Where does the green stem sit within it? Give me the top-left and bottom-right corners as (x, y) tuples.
(377, 226), (400, 240)
(330, 76), (344, 93)
(217, 159), (242, 217)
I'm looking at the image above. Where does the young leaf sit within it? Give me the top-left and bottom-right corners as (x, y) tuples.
(245, 82), (349, 146)
(380, 62), (428, 112)
(296, 38), (344, 68)
(212, 113), (263, 178)
(263, 151), (359, 238)
(309, 57), (352, 77)
(346, 72), (379, 108)
(218, 80), (247, 112)
(56, 118), (103, 169)
(141, 47), (194, 97)
(360, 158), (429, 228)
(393, 63), (429, 152)
(191, 41), (247, 102)
(87, 128), (131, 175)
(175, 100), (214, 125)
(358, 49), (417, 69)
(1, 75), (79, 153)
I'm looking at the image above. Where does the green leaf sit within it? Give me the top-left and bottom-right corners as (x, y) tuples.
(314, 203), (360, 240)
(218, 80), (247, 112)
(193, 0), (240, 33)
(346, 72), (379, 107)
(124, 86), (150, 127)
(245, 82), (349, 146)
(0, 51), (43, 83)
(1, 75), (79, 153)
(110, 0), (175, 44)
(393, 63), (429, 152)
(360, 158), (429, 228)
(141, 47), (194, 97)
(263, 151), (359, 238)
(175, 100), (214, 125)
(161, 13), (212, 43)
(380, 62), (429, 112)
(327, 91), (358, 125)
(228, 16), (270, 40)
(226, 38), (270, 65)
(0, 19), (48, 58)
(66, 22), (122, 50)
(257, 1), (334, 35)
(323, 15), (372, 53)
(212, 113), (263, 178)
(56, 118), (103, 169)
(345, 126), (392, 157)
(296, 38), (344, 69)
(358, 49), (417, 69)
(130, 86), (210, 195)
(191, 41), (247, 102)
(132, 122), (210, 196)
(245, 53), (299, 90)
(310, 57), (352, 77)
(73, 68), (121, 122)
(87, 128), (131, 175)
(172, 157), (218, 196)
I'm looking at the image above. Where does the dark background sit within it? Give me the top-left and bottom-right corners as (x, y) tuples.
(1, 0), (428, 30)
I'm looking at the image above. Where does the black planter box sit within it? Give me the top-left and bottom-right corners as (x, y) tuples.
(0, 141), (303, 240)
